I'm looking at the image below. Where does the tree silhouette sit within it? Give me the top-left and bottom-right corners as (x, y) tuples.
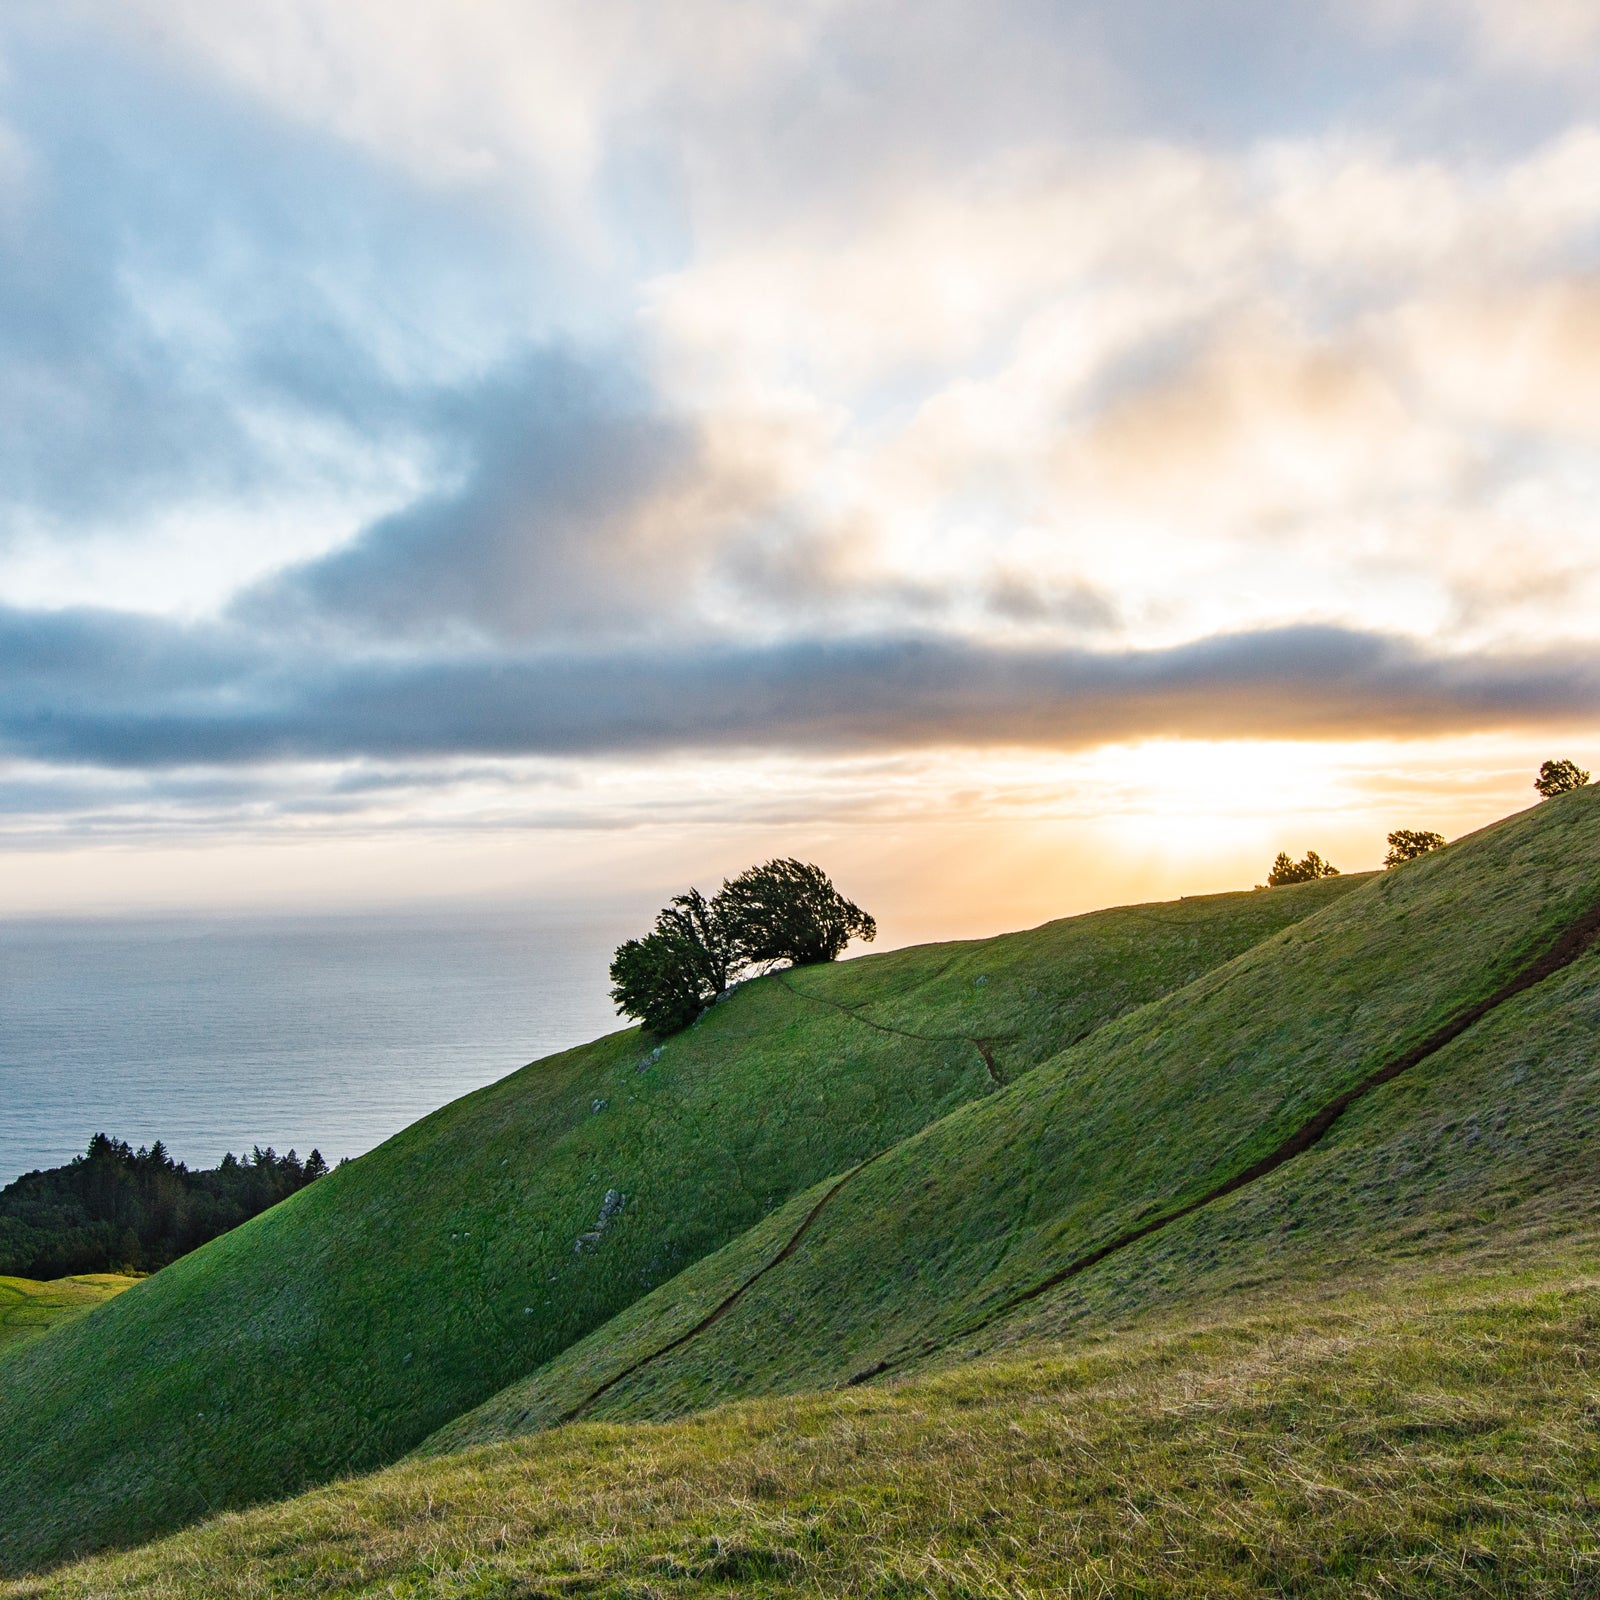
(610, 860), (876, 1034)
(1384, 829), (1445, 866)
(1266, 850), (1340, 886)
(608, 888), (739, 1035)
(719, 857), (877, 969)
(1535, 758), (1589, 797)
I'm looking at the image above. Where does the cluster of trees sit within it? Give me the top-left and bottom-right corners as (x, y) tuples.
(1265, 849), (1341, 886)
(1264, 758), (1589, 887)
(1266, 830), (1445, 883)
(0, 1134), (329, 1279)
(610, 857), (875, 1035)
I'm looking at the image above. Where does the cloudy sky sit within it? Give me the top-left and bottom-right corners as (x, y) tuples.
(2, 1), (1598, 935)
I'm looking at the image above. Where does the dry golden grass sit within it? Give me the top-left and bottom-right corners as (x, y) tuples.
(9, 1247), (1600, 1598)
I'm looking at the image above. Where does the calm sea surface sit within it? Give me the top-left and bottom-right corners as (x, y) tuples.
(0, 904), (636, 1188)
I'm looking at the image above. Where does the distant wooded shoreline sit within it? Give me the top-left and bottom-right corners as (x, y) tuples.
(0, 1134), (330, 1279)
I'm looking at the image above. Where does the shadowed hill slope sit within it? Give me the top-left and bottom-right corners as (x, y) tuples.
(428, 788), (1600, 1448)
(0, 879), (1349, 1575)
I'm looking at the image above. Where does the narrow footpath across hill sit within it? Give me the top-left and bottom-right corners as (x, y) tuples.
(775, 971), (1013, 1084)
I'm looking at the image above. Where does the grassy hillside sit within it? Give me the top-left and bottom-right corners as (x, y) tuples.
(0, 878), (1347, 1575)
(969, 902), (1600, 1363)
(430, 788), (1600, 1446)
(7, 1249), (1599, 1598)
(0, 1276), (135, 1353)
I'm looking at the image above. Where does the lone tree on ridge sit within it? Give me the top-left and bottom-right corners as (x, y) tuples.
(610, 860), (875, 1035)
(1384, 829), (1445, 866)
(1266, 849), (1340, 886)
(1535, 758), (1589, 798)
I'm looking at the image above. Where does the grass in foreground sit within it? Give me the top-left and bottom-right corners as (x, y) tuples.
(0, 1276), (136, 1353)
(8, 1248), (1600, 1599)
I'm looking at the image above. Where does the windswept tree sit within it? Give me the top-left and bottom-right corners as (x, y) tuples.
(608, 933), (705, 1037)
(610, 861), (876, 1034)
(608, 890), (737, 1037)
(1535, 758), (1590, 798)
(656, 888), (737, 996)
(720, 857), (877, 969)
(1266, 849), (1340, 886)
(1384, 829), (1445, 866)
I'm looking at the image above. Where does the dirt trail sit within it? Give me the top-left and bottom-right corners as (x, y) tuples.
(561, 1151), (890, 1422)
(774, 972), (1010, 1086)
(552, 971), (1032, 1420)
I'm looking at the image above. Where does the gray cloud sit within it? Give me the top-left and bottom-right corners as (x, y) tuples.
(983, 574), (1121, 631)
(242, 352), (723, 643)
(4, 606), (1597, 771)
(0, 24), (734, 644)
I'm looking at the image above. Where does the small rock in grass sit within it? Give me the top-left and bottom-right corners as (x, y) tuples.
(573, 1189), (627, 1253)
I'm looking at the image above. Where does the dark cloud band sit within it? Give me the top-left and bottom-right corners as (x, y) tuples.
(4, 609), (1596, 769)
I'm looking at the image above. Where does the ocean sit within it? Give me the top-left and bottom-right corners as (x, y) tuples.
(0, 903), (637, 1188)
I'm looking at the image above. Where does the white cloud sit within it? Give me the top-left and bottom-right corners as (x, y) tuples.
(634, 123), (1600, 651)
(1395, 276), (1600, 441)
(647, 144), (1247, 394)
(101, 0), (849, 231)
(1411, 0), (1600, 74)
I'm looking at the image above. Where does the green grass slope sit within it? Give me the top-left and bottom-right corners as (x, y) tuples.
(0, 1276), (136, 1353)
(0, 879), (1346, 1576)
(432, 789), (1600, 1446)
(8, 1252), (1600, 1598)
(967, 902), (1600, 1364)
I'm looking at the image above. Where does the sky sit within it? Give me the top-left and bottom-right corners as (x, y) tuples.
(1, 0), (1598, 942)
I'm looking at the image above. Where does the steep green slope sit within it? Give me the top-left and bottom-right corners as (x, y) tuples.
(433, 789), (1600, 1445)
(9, 1254), (1600, 1599)
(969, 918), (1600, 1362)
(0, 1276), (135, 1353)
(0, 879), (1346, 1576)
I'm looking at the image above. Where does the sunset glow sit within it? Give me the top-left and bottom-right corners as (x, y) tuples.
(1, 3), (1596, 933)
